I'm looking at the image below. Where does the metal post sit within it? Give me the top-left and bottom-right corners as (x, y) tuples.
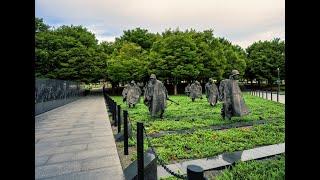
(117, 105), (121, 133)
(137, 122), (144, 180)
(124, 110), (128, 155)
(187, 165), (205, 180)
(111, 101), (115, 121)
(113, 103), (117, 126)
(277, 68), (280, 102)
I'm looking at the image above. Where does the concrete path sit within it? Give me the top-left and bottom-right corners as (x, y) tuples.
(158, 143), (285, 178)
(35, 96), (124, 180)
(251, 91), (285, 104)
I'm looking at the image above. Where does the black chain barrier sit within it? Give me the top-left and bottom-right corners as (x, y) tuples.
(143, 126), (187, 179)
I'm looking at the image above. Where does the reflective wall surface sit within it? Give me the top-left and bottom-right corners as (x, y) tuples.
(35, 78), (85, 115)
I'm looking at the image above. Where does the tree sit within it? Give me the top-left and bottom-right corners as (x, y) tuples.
(116, 28), (157, 50)
(149, 30), (199, 94)
(35, 17), (50, 33)
(218, 38), (247, 79)
(107, 42), (149, 86)
(245, 38), (285, 86)
(189, 29), (226, 81)
(35, 17), (283, 92)
(35, 21), (104, 83)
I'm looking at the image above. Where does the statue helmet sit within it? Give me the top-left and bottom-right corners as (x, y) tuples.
(150, 74), (156, 79)
(231, 70), (240, 76)
(130, 80), (135, 84)
(209, 78), (214, 82)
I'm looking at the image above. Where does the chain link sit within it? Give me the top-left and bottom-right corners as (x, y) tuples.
(143, 126), (187, 179)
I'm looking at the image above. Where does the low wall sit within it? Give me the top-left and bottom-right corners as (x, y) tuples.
(35, 78), (85, 115)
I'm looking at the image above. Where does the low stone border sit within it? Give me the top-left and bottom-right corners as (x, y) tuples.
(148, 119), (267, 138)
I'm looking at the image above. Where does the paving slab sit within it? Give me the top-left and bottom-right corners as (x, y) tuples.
(35, 96), (124, 180)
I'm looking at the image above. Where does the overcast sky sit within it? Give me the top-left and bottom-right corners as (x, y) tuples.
(35, 0), (284, 48)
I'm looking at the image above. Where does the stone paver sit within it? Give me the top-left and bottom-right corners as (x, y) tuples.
(158, 143), (285, 178)
(35, 96), (124, 180)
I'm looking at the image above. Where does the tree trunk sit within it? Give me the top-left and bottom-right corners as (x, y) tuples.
(174, 84), (177, 95)
(111, 82), (116, 95)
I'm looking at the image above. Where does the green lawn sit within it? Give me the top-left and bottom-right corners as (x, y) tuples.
(110, 93), (285, 164)
(161, 155), (285, 180)
(111, 93), (284, 133)
(215, 155), (285, 180)
(144, 119), (284, 163)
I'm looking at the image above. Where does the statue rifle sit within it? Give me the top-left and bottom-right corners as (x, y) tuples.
(167, 98), (180, 105)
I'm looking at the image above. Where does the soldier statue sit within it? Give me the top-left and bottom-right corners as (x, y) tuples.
(185, 83), (191, 96)
(218, 70), (250, 120)
(205, 78), (219, 106)
(189, 80), (203, 102)
(143, 74), (169, 118)
(122, 80), (142, 108)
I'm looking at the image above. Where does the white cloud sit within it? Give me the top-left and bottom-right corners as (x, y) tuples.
(96, 36), (116, 43)
(36, 0), (285, 46)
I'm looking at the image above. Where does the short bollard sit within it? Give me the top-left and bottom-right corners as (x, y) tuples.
(118, 105), (121, 133)
(113, 103), (117, 126)
(124, 110), (129, 155)
(137, 122), (144, 180)
(271, 89), (273, 100)
(187, 165), (205, 180)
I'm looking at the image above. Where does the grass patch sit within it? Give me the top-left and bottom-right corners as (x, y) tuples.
(145, 119), (284, 163)
(109, 93), (284, 164)
(215, 155), (285, 180)
(111, 93), (284, 133)
(161, 155), (285, 180)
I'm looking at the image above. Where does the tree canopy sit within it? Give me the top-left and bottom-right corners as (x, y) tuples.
(245, 38), (285, 85)
(35, 17), (285, 87)
(35, 24), (105, 83)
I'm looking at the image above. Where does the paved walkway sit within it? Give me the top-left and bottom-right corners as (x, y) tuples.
(251, 91), (285, 104)
(35, 96), (124, 180)
(158, 143), (285, 178)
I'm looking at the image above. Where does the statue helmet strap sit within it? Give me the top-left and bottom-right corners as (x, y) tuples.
(150, 74), (156, 79)
(231, 70), (240, 76)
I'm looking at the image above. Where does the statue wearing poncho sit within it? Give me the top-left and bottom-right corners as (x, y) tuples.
(219, 70), (250, 120)
(185, 84), (191, 96)
(122, 80), (141, 108)
(189, 81), (202, 102)
(205, 78), (219, 106)
(144, 74), (168, 118)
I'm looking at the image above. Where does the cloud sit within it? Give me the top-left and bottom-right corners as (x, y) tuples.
(233, 26), (285, 48)
(36, 0), (284, 48)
